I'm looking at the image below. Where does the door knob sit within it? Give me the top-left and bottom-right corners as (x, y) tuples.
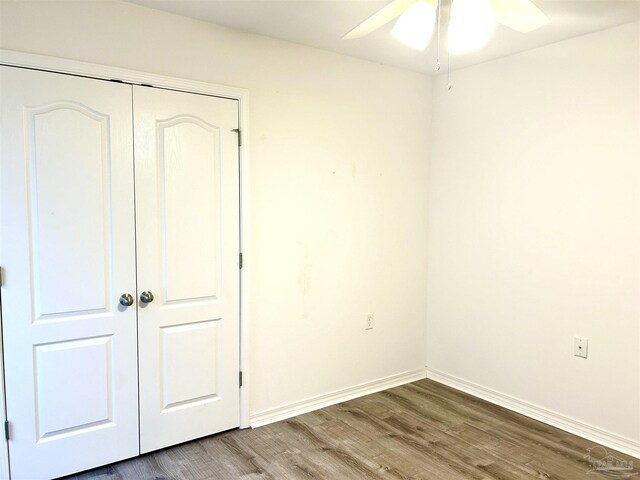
(140, 291), (154, 304)
(119, 293), (134, 307)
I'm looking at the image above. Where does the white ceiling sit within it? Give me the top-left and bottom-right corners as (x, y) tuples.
(125, 0), (640, 74)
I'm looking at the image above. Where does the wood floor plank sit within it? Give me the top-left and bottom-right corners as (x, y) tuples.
(65, 379), (639, 480)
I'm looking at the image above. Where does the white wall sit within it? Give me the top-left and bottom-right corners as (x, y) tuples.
(427, 22), (640, 450)
(0, 1), (431, 417)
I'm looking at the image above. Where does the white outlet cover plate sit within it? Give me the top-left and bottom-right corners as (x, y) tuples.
(366, 314), (374, 330)
(574, 336), (588, 359)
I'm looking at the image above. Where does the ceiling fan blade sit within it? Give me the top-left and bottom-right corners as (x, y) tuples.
(343, 0), (416, 40)
(490, 0), (549, 33)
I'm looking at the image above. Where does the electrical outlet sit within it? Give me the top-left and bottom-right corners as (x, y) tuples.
(366, 313), (374, 330)
(574, 336), (588, 359)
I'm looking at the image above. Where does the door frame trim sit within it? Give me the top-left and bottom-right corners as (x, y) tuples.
(0, 304), (9, 480)
(0, 49), (252, 448)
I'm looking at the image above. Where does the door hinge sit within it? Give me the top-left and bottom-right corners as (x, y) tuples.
(239, 253), (243, 270)
(239, 371), (243, 387)
(232, 128), (242, 147)
(4, 421), (9, 441)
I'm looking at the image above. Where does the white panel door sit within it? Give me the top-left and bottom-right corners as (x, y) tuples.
(133, 86), (240, 453)
(0, 67), (139, 479)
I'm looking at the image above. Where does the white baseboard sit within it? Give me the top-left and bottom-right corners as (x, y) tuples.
(249, 368), (427, 428)
(426, 368), (640, 459)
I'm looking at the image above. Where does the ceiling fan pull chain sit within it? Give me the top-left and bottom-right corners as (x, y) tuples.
(447, 0), (452, 90)
(447, 51), (452, 90)
(435, 0), (441, 71)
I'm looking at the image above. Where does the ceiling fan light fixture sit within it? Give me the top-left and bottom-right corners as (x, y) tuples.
(392, 1), (436, 51)
(448, 0), (497, 55)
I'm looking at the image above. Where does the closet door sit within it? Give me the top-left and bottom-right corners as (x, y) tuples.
(133, 86), (241, 453)
(0, 67), (139, 479)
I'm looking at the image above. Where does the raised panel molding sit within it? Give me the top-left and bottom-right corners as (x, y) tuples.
(157, 115), (221, 305)
(160, 319), (221, 412)
(34, 336), (114, 441)
(25, 102), (113, 322)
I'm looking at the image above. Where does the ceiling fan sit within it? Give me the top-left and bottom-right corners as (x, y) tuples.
(343, 0), (549, 55)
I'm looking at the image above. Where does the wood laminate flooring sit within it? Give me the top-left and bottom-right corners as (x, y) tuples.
(67, 379), (638, 480)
